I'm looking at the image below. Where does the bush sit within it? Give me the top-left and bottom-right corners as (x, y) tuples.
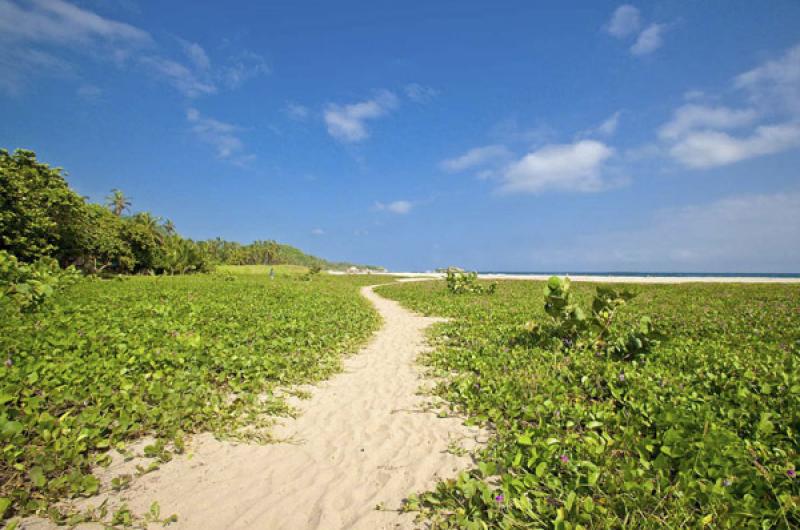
(524, 276), (657, 359)
(0, 250), (79, 312)
(445, 267), (497, 295)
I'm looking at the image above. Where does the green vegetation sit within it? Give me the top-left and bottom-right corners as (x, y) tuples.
(376, 279), (800, 529)
(204, 238), (380, 272)
(1, 148), (378, 276)
(0, 267), (384, 522)
(446, 267), (497, 295)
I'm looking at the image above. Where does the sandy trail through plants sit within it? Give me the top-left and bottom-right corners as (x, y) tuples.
(25, 282), (483, 530)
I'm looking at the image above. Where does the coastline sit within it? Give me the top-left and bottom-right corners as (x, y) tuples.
(374, 272), (800, 284)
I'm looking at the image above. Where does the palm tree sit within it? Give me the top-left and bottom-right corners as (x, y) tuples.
(106, 189), (131, 217)
(163, 219), (177, 236)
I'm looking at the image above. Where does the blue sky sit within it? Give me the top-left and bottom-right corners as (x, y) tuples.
(2, 0), (800, 272)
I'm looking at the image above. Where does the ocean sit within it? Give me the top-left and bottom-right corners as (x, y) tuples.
(479, 271), (800, 278)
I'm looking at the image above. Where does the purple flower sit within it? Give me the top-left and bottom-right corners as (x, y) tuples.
(723, 479), (732, 487)
(618, 373), (625, 382)
(788, 469), (797, 478)
(559, 454), (569, 463)
(494, 494), (504, 503)
(4, 358), (11, 368)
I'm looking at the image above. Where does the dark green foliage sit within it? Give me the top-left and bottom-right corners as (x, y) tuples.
(1, 148), (376, 277)
(377, 280), (800, 529)
(0, 149), (85, 262)
(0, 149), (214, 276)
(446, 267), (497, 295)
(200, 238), (379, 272)
(0, 272), (382, 520)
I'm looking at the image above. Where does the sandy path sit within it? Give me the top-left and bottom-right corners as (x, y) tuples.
(22, 283), (482, 530)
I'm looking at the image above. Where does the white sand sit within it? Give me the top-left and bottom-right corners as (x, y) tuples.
(21, 283), (483, 530)
(389, 272), (800, 283)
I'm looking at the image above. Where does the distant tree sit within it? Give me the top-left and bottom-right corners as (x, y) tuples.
(106, 188), (131, 217)
(163, 219), (177, 236)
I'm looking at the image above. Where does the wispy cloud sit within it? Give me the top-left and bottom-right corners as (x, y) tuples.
(324, 90), (398, 142)
(0, 0), (151, 46)
(374, 200), (412, 214)
(404, 83), (439, 103)
(439, 145), (512, 173)
(605, 5), (641, 38)
(285, 102), (310, 121)
(143, 43), (268, 98)
(630, 23), (664, 56)
(0, 46), (73, 94)
(0, 0), (268, 97)
(669, 123), (800, 169)
(311, 228), (325, 236)
(0, 0), (150, 93)
(140, 55), (217, 97)
(578, 111), (622, 138)
(658, 104), (758, 140)
(499, 140), (615, 194)
(735, 43), (800, 115)
(542, 192), (800, 271)
(657, 42), (800, 169)
(186, 107), (254, 165)
(178, 38), (210, 71)
(218, 50), (270, 89)
(605, 5), (665, 56)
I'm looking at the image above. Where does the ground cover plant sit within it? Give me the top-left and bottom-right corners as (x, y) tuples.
(376, 279), (800, 529)
(0, 268), (385, 522)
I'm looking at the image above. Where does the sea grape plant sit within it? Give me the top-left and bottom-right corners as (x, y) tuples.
(445, 267), (497, 295)
(528, 276), (656, 359)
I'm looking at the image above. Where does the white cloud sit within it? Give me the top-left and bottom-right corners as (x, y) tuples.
(140, 55), (216, 97)
(0, 46), (73, 94)
(659, 104), (758, 140)
(311, 228), (325, 236)
(179, 39), (210, 71)
(547, 192), (800, 271)
(669, 122), (800, 168)
(324, 91), (398, 142)
(656, 44), (800, 169)
(439, 144), (512, 172)
(596, 112), (621, 136)
(0, 0), (151, 46)
(186, 107), (253, 164)
(285, 102), (310, 121)
(404, 83), (439, 103)
(578, 111), (621, 138)
(630, 23), (664, 56)
(735, 43), (800, 115)
(219, 50), (270, 89)
(374, 200), (412, 214)
(500, 140), (614, 194)
(605, 5), (641, 38)
(0, 0), (150, 93)
(604, 6), (666, 57)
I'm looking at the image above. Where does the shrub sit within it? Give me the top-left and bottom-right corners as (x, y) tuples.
(0, 250), (79, 312)
(445, 267), (497, 295)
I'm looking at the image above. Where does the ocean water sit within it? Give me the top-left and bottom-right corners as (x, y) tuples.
(479, 271), (800, 278)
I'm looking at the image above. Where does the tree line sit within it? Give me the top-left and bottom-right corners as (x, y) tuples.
(0, 149), (365, 275)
